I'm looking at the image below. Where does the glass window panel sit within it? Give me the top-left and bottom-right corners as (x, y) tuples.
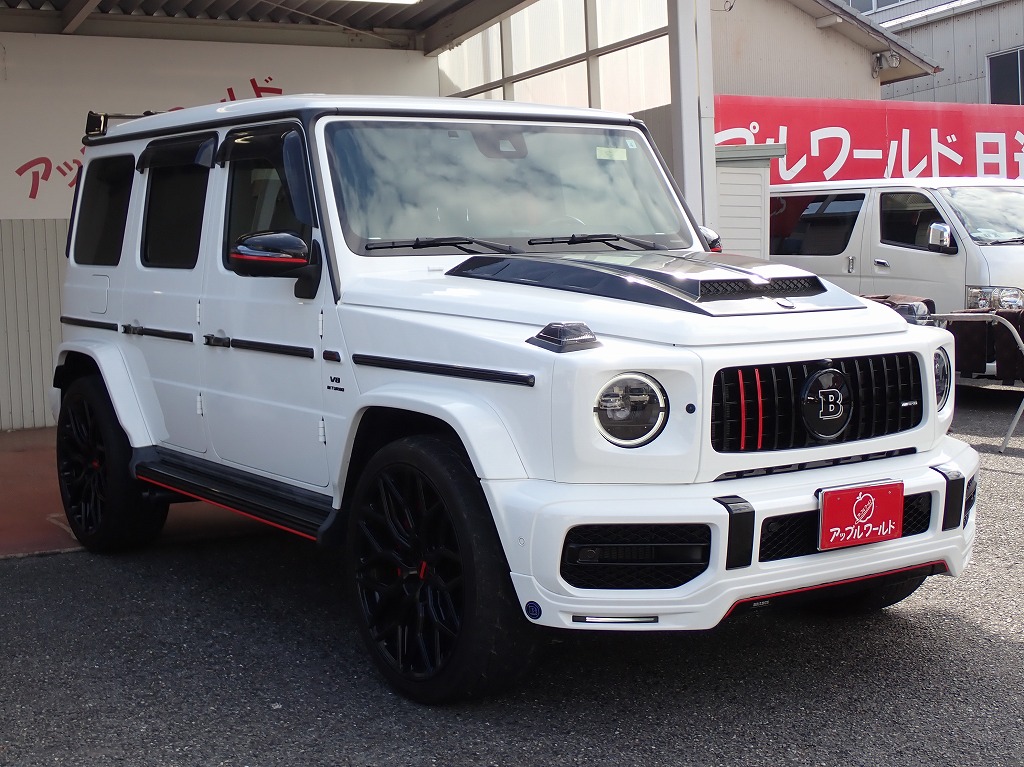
(512, 63), (589, 108)
(990, 50), (1021, 105)
(597, 37), (670, 114)
(595, 0), (667, 47)
(510, 0), (585, 74)
(73, 155), (134, 267)
(438, 24), (502, 96)
(470, 88), (504, 100)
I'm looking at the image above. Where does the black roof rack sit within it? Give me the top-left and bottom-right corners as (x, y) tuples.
(85, 110), (163, 138)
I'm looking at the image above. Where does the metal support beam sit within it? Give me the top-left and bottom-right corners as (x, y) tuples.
(666, 0), (717, 228)
(61, 0), (102, 34)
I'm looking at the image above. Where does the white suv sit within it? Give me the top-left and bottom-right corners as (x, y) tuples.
(53, 95), (978, 703)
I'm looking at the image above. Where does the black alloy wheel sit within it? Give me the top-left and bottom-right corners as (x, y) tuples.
(56, 376), (167, 552)
(348, 435), (536, 704)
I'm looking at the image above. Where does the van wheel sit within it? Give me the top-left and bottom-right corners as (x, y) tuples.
(347, 436), (536, 704)
(802, 575), (927, 616)
(56, 376), (168, 552)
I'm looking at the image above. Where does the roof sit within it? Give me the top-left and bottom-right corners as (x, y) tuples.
(0, 0), (531, 55)
(91, 92), (636, 141)
(790, 0), (941, 84)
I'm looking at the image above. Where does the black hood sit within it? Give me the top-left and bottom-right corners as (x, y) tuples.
(447, 252), (865, 317)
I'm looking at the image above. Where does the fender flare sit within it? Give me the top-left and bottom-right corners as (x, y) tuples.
(353, 385), (529, 480)
(53, 341), (157, 448)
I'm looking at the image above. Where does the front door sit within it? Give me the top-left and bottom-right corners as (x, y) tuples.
(862, 189), (967, 313)
(200, 123), (329, 487)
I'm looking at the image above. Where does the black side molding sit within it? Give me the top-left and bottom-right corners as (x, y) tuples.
(353, 354), (535, 387)
(60, 315), (118, 332)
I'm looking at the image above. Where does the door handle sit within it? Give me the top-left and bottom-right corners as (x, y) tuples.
(203, 333), (231, 348)
(847, 255), (855, 274)
(874, 258), (890, 268)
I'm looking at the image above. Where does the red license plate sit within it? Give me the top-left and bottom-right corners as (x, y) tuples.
(819, 482), (904, 551)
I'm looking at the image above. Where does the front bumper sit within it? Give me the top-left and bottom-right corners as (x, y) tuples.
(484, 436), (978, 631)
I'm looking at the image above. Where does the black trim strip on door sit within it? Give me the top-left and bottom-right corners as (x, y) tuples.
(352, 354), (535, 387)
(121, 325), (194, 343)
(60, 315), (119, 332)
(230, 338), (315, 359)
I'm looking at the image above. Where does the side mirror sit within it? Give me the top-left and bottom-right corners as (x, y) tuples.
(229, 231), (311, 277)
(927, 222), (958, 254)
(699, 225), (722, 252)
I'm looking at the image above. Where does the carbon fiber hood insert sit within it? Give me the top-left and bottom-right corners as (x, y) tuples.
(447, 253), (865, 317)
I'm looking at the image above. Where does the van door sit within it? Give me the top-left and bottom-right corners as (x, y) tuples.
(200, 123), (329, 487)
(768, 191), (868, 295)
(120, 134), (216, 453)
(862, 189), (966, 313)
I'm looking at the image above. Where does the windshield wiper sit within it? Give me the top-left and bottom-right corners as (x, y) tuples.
(982, 236), (1024, 245)
(527, 233), (666, 251)
(365, 236), (522, 254)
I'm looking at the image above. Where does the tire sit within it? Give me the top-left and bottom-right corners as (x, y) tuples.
(801, 574), (927, 617)
(347, 435), (537, 704)
(56, 375), (168, 552)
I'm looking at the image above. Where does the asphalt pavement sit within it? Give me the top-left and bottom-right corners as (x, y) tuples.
(1, 385), (1022, 767)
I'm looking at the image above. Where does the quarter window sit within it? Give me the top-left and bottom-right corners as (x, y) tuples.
(72, 155), (135, 267)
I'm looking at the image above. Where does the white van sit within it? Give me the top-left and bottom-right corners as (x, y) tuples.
(768, 177), (1024, 313)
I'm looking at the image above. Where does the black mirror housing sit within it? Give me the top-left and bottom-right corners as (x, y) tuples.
(230, 231), (311, 277)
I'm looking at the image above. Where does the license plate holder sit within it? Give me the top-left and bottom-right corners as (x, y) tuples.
(819, 481), (904, 551)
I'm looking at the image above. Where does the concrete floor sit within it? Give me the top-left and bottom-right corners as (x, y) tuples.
(0, 427), (265, 558)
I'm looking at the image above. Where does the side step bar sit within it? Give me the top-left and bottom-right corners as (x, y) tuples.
(134, 448), (335, 541)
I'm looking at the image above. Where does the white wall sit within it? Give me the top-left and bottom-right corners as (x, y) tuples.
(711, 0), (882, 100)
(1, 32), (439, 220)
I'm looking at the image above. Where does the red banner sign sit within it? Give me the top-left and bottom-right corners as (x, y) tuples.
(715, 94), (1024, 185)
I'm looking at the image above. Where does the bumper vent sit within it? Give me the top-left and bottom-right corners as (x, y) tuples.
(759, 492), (932, 562)
(964, 474), (977, 526)
(712, 353), (923, 453)
(561, 524), (711, 590)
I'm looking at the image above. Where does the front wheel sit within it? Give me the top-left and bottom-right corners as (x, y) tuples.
(347, 436), (536, 704)
(56, 376), (167, 552)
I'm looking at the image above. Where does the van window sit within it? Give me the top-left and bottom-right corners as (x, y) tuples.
(879, 192), (947, 250)
(73, 155), (135, 267)
(140, 135), (215, 269)
(769, 193), (864, 256)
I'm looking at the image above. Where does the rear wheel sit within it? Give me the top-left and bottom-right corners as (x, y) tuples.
(56, 376), (167, 552)
(802, 575), (927, 616)
(347, 435), (536, 704)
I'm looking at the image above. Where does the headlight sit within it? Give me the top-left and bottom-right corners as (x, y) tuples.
(934, 348), (952, 410)
(594, 373), (668, 447)
(966, 286), (1024, 310)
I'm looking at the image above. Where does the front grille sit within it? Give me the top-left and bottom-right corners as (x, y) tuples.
(561, 524), (711, 590)
(759, 492), (932, 562)
(964, 474), (977, 526)
(712, 353), (923, 453)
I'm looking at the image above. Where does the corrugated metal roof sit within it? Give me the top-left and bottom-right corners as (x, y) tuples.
(0, 0), (531, 54)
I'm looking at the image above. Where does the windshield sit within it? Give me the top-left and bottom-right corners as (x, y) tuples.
(323, 119), (694, 255)
(938, 185), (1024, 243)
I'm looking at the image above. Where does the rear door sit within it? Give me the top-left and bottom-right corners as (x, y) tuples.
(862, 188), (967, 313)
(768, 191), (868, 295)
